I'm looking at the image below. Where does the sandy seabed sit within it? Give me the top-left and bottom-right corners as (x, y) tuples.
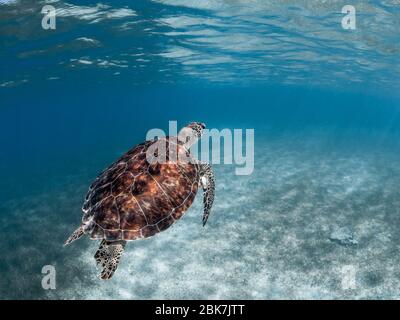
(2, 130), (400, 299)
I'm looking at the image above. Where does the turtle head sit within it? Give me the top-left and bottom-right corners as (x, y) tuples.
(186, 122), (206, 138)
(178, 122), (206, 147)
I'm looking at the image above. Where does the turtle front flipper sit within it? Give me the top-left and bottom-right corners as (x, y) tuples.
(94, 240), (126, 280)
(200, 163), (215, 226)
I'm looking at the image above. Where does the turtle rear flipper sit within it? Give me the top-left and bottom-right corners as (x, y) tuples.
(64, 225), (84, 246)
(95, 240), (126, 280)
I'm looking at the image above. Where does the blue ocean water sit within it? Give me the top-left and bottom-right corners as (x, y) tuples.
(1, 0), (400, 299)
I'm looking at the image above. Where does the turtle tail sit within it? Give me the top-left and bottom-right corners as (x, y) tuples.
(64, 225), (85, 246)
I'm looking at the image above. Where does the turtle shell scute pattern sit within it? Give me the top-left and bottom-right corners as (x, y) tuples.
(82, 139), (200, 241)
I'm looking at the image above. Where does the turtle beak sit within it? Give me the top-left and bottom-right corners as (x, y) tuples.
(200, 122), (206, 129)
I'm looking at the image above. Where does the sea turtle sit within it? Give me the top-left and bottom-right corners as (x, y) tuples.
(64, 122), (215, 279)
